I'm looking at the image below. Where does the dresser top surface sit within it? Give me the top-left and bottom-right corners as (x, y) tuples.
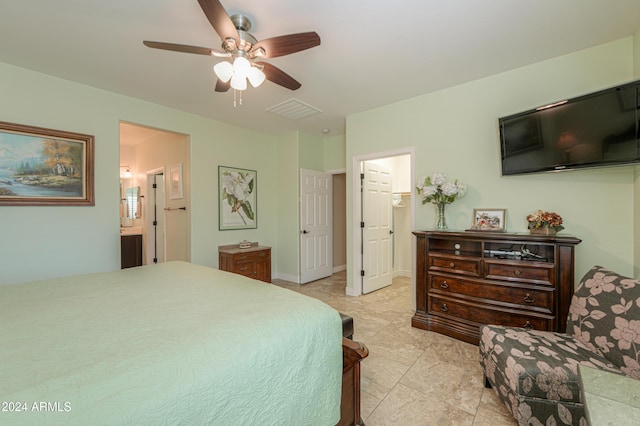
(413, 229), (581, 244)
(218, 244), (271, 255)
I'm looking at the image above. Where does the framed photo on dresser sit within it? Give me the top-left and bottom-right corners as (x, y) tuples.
(468, 208), (507, 232)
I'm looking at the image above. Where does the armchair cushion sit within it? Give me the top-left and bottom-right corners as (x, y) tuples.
(565, 265), (640, 379)
(480, 325), (620, 424)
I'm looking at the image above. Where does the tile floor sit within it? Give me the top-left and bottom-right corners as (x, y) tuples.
(272, 271), (517, 426)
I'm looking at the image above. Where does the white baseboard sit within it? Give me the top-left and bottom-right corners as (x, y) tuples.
(333, 264), (346, 273)
(346, 286), (361, 297)
(272, 272), (300, 284)
(393, 269), (412, 278)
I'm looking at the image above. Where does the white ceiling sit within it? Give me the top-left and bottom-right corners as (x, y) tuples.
(2, 1), (640, 139)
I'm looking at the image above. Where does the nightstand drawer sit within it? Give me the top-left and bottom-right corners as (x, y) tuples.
(429, 274), (554, 312)
(428, 254), (481, 277)
(485, 260), (554, 286)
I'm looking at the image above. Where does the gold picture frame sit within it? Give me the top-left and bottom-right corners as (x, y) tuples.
(0, 121), (94, 206)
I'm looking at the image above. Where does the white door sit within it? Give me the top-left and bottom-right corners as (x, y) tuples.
(362, 161), (393, 294)
(146, 171), (166, 265)
(300, 169), (332, 284)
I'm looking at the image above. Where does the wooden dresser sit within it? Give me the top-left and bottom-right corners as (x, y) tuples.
(412, 230), (581, 344)
(218, 243), (272, 283)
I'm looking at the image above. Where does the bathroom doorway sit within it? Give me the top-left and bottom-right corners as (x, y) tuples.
(119, 122), (191, 265)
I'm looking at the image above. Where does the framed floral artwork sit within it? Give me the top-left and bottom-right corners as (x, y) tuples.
(469, 208), (507, 232)
(218, 165), (256, 230)
(0, 121), (94, 206)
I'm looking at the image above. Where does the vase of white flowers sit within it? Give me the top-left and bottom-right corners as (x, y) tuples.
(416, 173), (467, 230)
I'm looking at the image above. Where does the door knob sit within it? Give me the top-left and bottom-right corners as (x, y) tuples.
(302, 230), (310, 234)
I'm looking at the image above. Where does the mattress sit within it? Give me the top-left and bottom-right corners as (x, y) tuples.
(0, 261), (343, 425)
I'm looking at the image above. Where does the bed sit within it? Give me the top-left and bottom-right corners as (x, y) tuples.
(1, 261), (367, 425)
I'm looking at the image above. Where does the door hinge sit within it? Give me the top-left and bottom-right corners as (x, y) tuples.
(360, 173), (364, 180)
(152, 183), (157, 189)
(360, 221), (365, 228)
(360, 270), (365, 277)
(153, 220), (158, 226)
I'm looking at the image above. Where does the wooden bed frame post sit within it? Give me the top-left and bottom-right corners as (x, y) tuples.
(339, 338), (369, 426)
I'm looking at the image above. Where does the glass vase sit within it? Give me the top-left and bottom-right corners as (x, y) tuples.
(435, 203), (447, 230)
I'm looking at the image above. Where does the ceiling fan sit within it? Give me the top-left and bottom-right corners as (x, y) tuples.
(143, 0), (321, 95)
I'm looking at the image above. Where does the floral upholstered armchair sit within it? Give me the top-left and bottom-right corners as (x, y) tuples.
(479, 265), (640, 426)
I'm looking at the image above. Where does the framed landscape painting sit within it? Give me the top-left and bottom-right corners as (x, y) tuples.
(218, 165), (257, 230)
(0, 121), (94, 206)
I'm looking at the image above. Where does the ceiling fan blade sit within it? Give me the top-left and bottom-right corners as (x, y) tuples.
(197, 0), (239, 42)
(215, 79), (230, 92)
(256, 62), (301, 90)
(143, 41), (214, 56)
(252, 32), (320, 58)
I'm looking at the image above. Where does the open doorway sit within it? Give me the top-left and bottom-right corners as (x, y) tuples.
(119, 122), (191, 266)
(352, 149), (415, 302)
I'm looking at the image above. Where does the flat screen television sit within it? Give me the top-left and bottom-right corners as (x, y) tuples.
(499, 80), (640, 175)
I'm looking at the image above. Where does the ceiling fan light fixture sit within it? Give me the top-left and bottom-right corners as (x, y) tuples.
(213, 61), (233, 82)
(230, 73), (247, 90)
(247, 67), (266, 87)
(232, 57), (251, 76)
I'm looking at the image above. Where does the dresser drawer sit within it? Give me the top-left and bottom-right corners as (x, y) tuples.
(429, 295), (553, 331)
(428, 254), (481, 277)
(429, 274), (553, 312)
(484, 260), (554, 286)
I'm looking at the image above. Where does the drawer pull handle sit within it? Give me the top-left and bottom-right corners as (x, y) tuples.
(523, 321), (534, 330)
(441, 303), (449, 312)
(440, 281), (449, 289)
(514, 270), (521, 275)
(239, 256), (247, 260)
(524, 294), (535, 304)
(449, 262), (455, 268)
(239, 267), (249, 271)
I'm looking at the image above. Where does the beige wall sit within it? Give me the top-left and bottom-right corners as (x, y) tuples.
(393, 194), (412, 276)
(324, 134), (346, 172)
(275, 132), (300, 280)
(346, 38), (638, 292)
(332, 173), (347, 270)
(130, 128), (190, 264)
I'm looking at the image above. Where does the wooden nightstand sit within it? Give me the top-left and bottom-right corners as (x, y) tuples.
(218, 243), (271, 283)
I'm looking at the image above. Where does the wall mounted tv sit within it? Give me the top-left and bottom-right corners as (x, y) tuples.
(499, 80), (640, 175)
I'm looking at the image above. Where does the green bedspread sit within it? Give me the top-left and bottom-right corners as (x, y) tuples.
(0, 261), (343, 425)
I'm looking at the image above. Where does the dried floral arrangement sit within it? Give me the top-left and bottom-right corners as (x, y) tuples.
(526, 210), (564, 231)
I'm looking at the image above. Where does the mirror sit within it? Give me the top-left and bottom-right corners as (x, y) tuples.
(120, 181), (141, 226)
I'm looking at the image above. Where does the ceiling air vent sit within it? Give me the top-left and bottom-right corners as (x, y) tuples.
(266, 98), (322, 120)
